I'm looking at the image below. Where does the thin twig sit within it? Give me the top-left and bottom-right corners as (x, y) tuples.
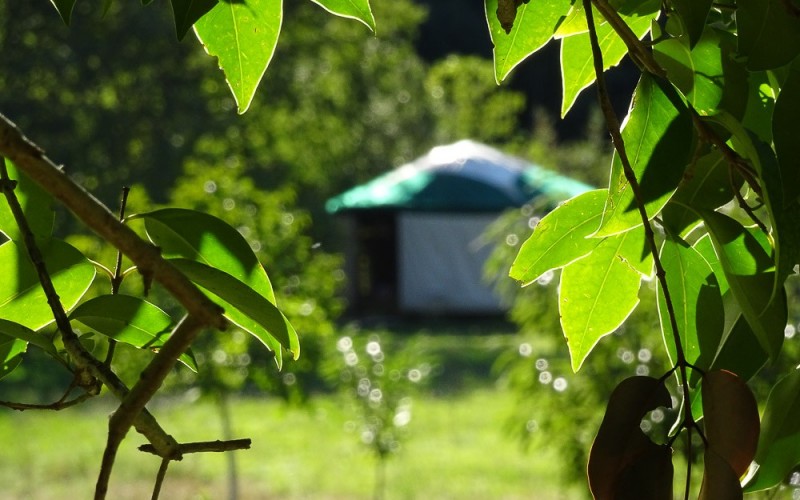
(582, 3), (695, 498)
(139, 438), (252, 456)
(151, 457), (170, 500)
(104, 186), (131, 366)
(0, 392), (94, 411)
(97, 314), (205, 497)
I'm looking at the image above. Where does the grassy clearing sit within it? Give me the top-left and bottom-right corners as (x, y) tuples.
(0, 387), (583, 499)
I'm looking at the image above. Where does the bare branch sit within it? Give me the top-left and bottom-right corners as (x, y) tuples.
(139, 438), (252, 456)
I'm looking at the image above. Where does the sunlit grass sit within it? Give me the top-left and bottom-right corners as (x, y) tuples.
(0, 387), (583, 499)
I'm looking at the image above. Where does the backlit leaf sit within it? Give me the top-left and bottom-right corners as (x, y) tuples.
(194, 0), (282, 113)
(170, 258), (298, 366)
(588, 376), (673, 499)
(0, 319), (58, 357)
(69, 295), (197, 372)
(310, 0), (375, 32)
(559, 232), (642, 372)
(745, 369), (800, 491)
(702, 370), (759, 477)
(509, 189), (606, 284)
(485, 0), (571, 82)
(0, 334), (26, 381)
(559, 1), (658, 116)
(662, 150), (738, 235)
(0, 239), (95, 331)
(595, 75), (694, 237)
(657, 236), (723, 373)
(737, 0), (800, 70)
(0, 158), (55, 241)
(701, 211), (785, 360)
(135, 208), (275, 304)
(50, 0), (77, 25)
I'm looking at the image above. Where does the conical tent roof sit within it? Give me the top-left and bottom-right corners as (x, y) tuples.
(326, 140), (591, 214)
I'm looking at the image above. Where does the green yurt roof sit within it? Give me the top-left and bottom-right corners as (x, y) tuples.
(325, 140), (591, 214)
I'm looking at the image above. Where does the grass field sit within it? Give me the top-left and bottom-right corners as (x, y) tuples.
(0, 387), (584, 499)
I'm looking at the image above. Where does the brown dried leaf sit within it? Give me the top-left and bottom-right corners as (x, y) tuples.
(699, 448), (744, 500)
(496, 0), (530, 33)
(702, 369), (760, 477)
(588, 376), (673, 499)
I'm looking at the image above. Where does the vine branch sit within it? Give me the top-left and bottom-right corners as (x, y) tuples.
(582, 3), (696, 498)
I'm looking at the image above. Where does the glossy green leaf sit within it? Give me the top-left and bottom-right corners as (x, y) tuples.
(741, 71), (776, 144)
(588, 376), (673, 499)
(657, 236), (723, 372)
(0, 319), (58, 357)
(135, 208), (275, 303)
(0, 239), (95, 331)
(50, 0), (77, 25)
(559, 1), (658, 117)
(194, 0), (282, 113)
(509, 189), (606, 284)
(69, 294), (196, 372)
(671, 0), (712, 47)
(0, 159), (55, 242)
(662, 150), (738, 235)
(654, 28), (747, 116)
(0, 334), (26, 381)
(170, 258), (298, 365)
(737, 0), (800, 70)
(701, 211), (785, 360)
(560, 232), (642, 372)
(485, 0), (571, 82)
(746, 369), (800, 491)
(703, 370), (760, 477)
(310, 0), (375, 32)
(595, 75), (693, 237)
(773, 56), (800, 205)
(170, 0), (218, 40)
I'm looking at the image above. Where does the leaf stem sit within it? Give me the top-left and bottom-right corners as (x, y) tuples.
(105, 185), (131, 367)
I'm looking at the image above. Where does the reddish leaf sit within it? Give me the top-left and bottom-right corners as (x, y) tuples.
(588, 376), (673, 499)
(702, 369), (760, 477)
(613, 445), (673, 500)
(699, 448), (744, 500)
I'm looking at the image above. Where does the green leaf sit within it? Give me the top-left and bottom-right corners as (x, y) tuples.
(0, 158), (55, 242)
(654, 28), (747, 116)
(741, 71), (776, 144)
(485, 0), (572, 82)
(135, 208), (275, 303)
(746, 369), (800, 491)
(737, 0), (800, 70)
(309, 0), (375, 32)
(194, 0), (282, 113)
(0, 239), (95, 331)
(588, 376), (673, 499)
(670, 0), (712, 47)
(0, 319), (58, 357)
(0, 334), (26, 381)
(595, 75), (694, 237)
(662, 150), (738, 235)
(656, 236), (723, 373)
(773, 56), (800, 205)
(509, 189), (606, 284)
(700, 211), (786, 360)
(69, 295), (197, 372)
(170, 0), (218, 40)
(559, 232), (642, 372)
(50, 0), (77, 25)
(170, 258), (299, 366)
(559, 1), (658, 117)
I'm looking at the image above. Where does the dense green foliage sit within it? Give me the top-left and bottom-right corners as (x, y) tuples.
(3, 0), (800, 498)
